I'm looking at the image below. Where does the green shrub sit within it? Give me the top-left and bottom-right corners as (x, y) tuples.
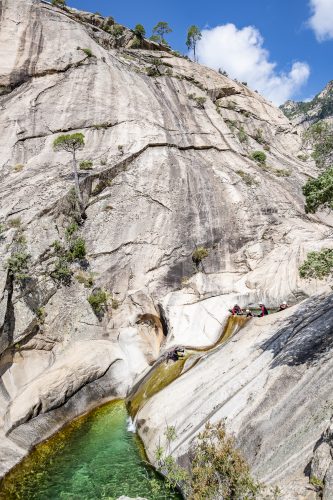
(194, 96), (206, 109)
(81, 48), (94, 58)
(188, 94), (206, 109)
(251, 150), (266, 165)
(146, 66), (161, 77)
(50, 223), (87, 284)
(155, 426), (189, 494)
(192, 247), (209, 267)
(51, 240), (64, 254)
(112, 24), (124, 37)
(51, 258), (72, 285)
(79, 160), (93, 170)
(189, 422), (263, 499)
(309, 475), (324, 491)
(75, 271), (94, 288)
(7, 217), (21, 228)
(302, 167), (333, 213)
(156, 422), (263, 499)
(36, 307), (46, 325)
(68, 237), (86, 260)
(236, 170), (258, 186)
(299, 248), (333, 280)
(146, 58), (162, 77)
(65, 222), (79, 240)
(237, 126), (248, 144)
(6, 251), (31, 280)
(88, 289), (109, 316)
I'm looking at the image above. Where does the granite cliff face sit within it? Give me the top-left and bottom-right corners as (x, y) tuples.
(0, 0), (333, 495)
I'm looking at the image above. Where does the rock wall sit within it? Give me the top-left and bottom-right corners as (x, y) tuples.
(137, 293), (333, 499)
(0, 0), (332, 489)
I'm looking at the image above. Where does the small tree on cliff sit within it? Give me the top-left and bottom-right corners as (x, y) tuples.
(53, 133), (85, 206)
(134, 24), (146, 39)
(52, 0), (66, 7)
(186, 25), (202, 62)
(151, 21), (172, 46)
(133, 24), (146, 48)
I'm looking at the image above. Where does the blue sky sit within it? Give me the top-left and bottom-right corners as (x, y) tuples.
(68, 0), (333, 104)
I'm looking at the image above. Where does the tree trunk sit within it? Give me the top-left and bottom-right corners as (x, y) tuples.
(72, 150), (84, 207)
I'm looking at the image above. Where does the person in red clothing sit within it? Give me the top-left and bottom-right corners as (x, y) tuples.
(258, 303), (269, 317)
(231, 304), (243, 316)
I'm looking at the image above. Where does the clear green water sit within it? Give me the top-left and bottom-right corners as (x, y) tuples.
(0, 401), (181, 500)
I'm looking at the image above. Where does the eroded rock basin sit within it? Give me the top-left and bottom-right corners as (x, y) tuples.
(0, 401), (180, 500)
(0, 316), (247, 499)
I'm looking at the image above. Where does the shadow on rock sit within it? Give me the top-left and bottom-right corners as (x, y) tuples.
(261, 293), (333, 367)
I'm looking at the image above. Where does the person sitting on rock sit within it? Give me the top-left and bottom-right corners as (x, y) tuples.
(279, 301), (289, 311)
(231, 304), (243, 316)
(246, 309), (253, 317)
(258, 303), (269, 317)
(166, 348), (185, 363)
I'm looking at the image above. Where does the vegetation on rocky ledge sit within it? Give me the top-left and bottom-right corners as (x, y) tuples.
(50, 222), (87, 285)
(88, 288), (109, 318)
(251, 150), (267, 165)
(303, 121), (333, 169)
(299, 249), (333, 280)
(302, 167), (333, 213)
(155, 422), (263, 499)
(192, 247), (209, 268)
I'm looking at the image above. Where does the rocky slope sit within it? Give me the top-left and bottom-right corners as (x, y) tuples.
(280, 80), (333, 128)
(0, 0), (333, 494)
(136, 293), (333, 499)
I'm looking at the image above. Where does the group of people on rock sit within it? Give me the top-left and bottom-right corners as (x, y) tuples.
(231, 301), (289, 318)
(166, 347), (185, 363)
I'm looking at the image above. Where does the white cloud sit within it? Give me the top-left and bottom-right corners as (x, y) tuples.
(308, 0), (333, 40)
(195, 24), (310, 105)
